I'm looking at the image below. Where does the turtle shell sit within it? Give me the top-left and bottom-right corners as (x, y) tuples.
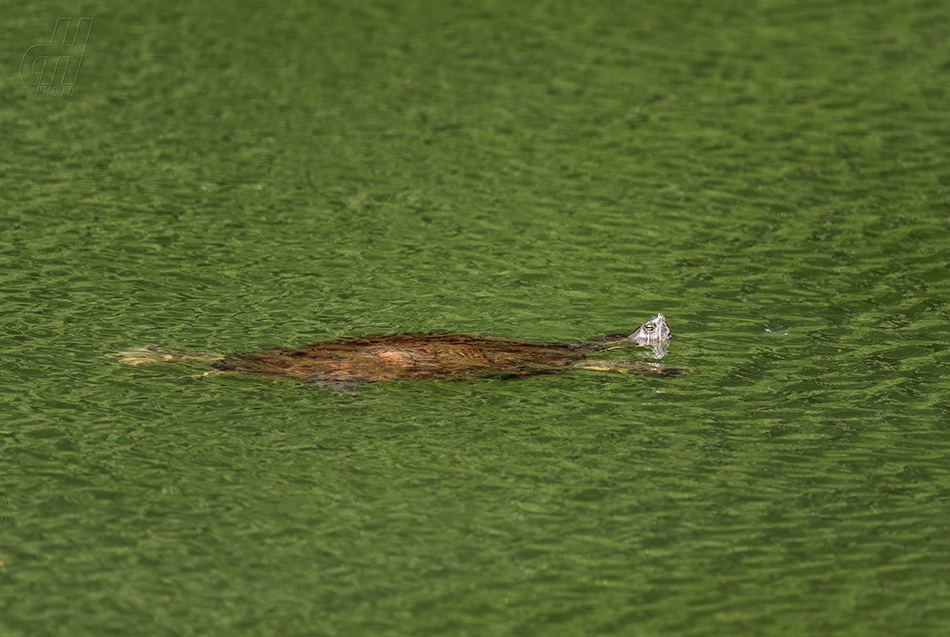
(213, 333), (583, 383)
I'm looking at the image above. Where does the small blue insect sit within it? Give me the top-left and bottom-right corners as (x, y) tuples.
(764, 323), (788, 336)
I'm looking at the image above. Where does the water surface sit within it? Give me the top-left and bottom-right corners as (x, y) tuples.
(2, 1), (950, 635)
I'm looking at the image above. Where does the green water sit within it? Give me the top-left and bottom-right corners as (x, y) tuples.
(3, 0), (950, 634)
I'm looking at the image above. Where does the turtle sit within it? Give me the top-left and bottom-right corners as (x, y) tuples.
(116, 313), (688, 394)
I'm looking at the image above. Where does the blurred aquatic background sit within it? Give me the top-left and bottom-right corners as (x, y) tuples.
(2, 0), (950, 634)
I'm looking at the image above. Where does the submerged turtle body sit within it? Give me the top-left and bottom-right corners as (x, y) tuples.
(215, 333), (584, 383)
(118, 313), (687, 394)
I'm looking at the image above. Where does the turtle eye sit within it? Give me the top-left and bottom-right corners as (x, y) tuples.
(645, 323), (655, 331)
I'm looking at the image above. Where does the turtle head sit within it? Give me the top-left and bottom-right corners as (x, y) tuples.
(627, 313), (671, 348)
(570, 313), (673, 358)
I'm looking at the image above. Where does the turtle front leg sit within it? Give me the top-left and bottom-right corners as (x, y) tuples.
(571, 359), (690, 378)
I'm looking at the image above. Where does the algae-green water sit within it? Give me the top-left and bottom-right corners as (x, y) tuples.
(2, 0), (950, 635)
